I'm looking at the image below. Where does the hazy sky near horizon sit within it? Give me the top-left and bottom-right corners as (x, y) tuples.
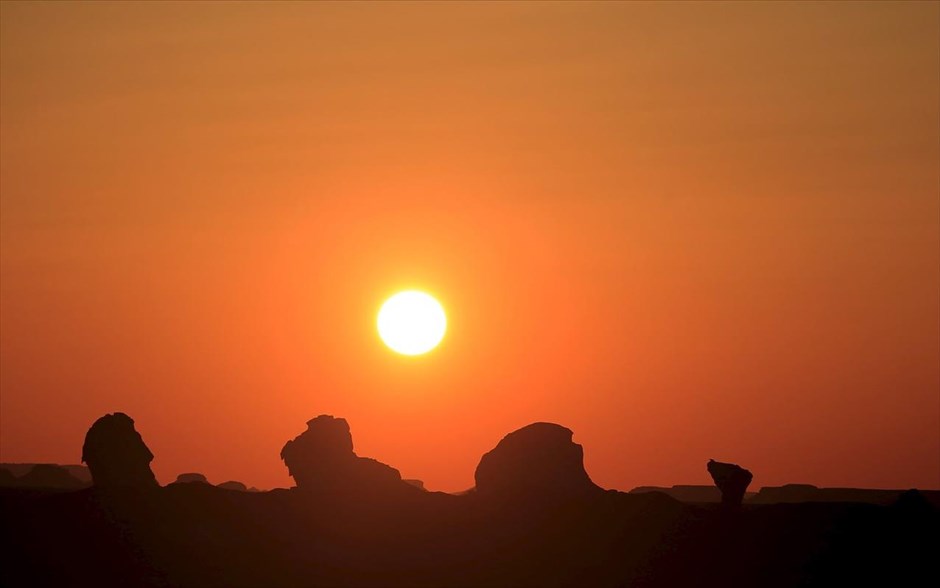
(2, 1), (938, 492)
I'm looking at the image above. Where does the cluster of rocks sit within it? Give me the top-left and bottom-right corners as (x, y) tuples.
(75, 413), (259, 493)
(170, 473), (255, 491)
(66, 411), (755, 507)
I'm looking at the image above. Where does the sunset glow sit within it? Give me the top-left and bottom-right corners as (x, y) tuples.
(0, 1), (937, 494)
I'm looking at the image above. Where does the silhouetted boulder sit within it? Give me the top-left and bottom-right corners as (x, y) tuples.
(280, 415), (405, 494)
(474, 422), (602, 503)
(707, 459), (753, 507)
(175, 473), (210, 484)
(218, 480), (248, 491)
(81, 413), (158, 490)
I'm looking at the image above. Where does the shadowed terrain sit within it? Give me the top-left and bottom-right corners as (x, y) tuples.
(1, 414), (937, 588)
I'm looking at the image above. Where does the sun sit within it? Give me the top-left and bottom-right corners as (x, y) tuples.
(377, 290), (447, 356)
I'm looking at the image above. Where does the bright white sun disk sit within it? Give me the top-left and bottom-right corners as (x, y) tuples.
(377, 290), (447, 355)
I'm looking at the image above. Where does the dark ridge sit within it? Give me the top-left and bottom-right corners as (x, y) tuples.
(1, 413), (936, 588)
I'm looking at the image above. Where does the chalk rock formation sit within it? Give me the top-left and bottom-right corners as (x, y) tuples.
(403, 479), (426, 491)
(218, 480), (248, 491)
(175, 473), (210, 484)
(707, 459), (753, 507)
(474, 423), (602, 502)
(630, 485), (724, 503)
(280, 415), (404, 493)
(82, 413), (158, 490)
(18, 464), (87, 489)
(750, 484), (818, 504)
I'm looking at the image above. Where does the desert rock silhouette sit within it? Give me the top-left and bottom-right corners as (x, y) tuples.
(217, 480), (248, 491)
(1, 412), (937, 588)
(81, 412), (158, 490)
(474, 422), (603, 504)
(18, 464), (86, 490)
(0, 464), (88, 490)
(174, 472), (210, 484)
(707, 458), (753, 507)
(280, 415), (409, 495)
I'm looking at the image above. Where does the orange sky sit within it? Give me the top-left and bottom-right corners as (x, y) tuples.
(2, 1), (938, 492)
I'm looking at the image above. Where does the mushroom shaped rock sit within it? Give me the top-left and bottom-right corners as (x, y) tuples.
(218, 480), (248, 492)
(175, 473), (210, 484)
(280, 415), (404, 494)
(707, 459), (753, 507)
(474, 422), (602, 503)
(82, 413), (158, 490)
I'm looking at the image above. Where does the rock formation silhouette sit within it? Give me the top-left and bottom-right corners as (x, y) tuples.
(17, 464), (86, 490)
(4, 414), (939, 588)
(707, 459), (753, 507)
(630, 485), (725, 503)
(750, 483), (818, 504)
(474, 422), (602, 502)
(0, 463), (91, 483)
(174, 473), (209, 484)
(403, 479), (426, 490)
(217, 480), (248, 491)
(81, 413), (158, 490)
(280, 415), (406, 494)
(750, 484), (940, 507)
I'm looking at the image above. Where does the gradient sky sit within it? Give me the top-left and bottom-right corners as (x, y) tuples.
(2, 1), (938, 492)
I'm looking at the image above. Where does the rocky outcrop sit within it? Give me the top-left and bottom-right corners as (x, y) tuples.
(175, 473), (210, 484)
(0, 463), (91, 484)
(750, 485), (940, 507)
(218, 480), (248, 491)
(707, 459), (753, 507)
(474, 423), (602, 502)
(403, 479), (426, 491)
(630, 485), (725, 503)
(18, 464), (87, 490)
(81, 413), (158, 490)
(280, 415), (405, 494)
(749, 484), (818, 504)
